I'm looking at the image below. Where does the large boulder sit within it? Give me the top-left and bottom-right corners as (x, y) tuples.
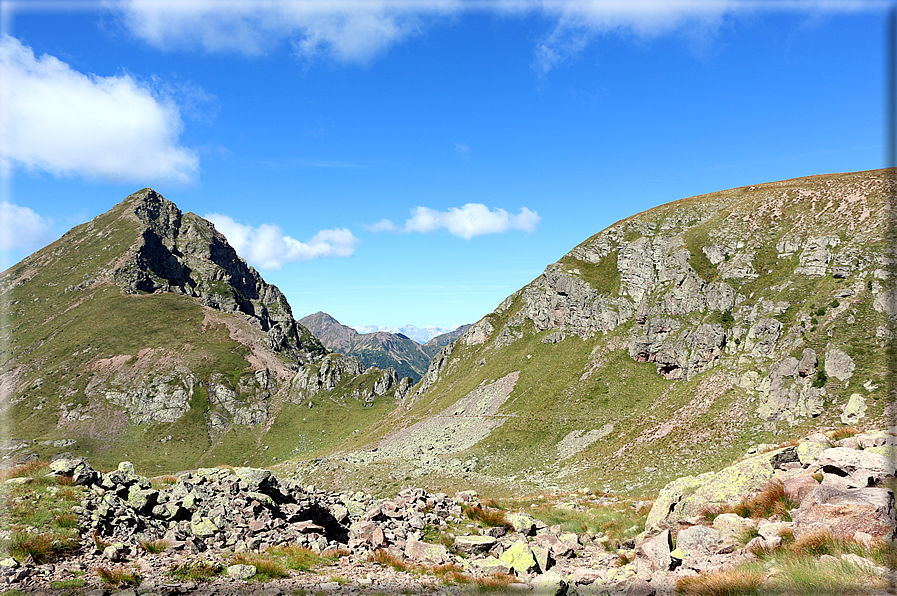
(791, 485), (896, 541)
(818, 447), (897, 488)
(646, 449), (782, 532)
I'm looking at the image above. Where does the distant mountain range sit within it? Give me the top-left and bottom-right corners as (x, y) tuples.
(351, 324), (463, 344)
(299, 312), (471, 382)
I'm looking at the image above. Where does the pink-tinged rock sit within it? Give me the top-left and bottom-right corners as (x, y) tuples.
(784, 475), (820, 504)
(534, 533), (573, 558)
(372, 526), (387, 549)
(572, 567), (603, 584)
(636, 530), (672, 575)
(791, 485), (896, 541)
(293, 520), (325, 533)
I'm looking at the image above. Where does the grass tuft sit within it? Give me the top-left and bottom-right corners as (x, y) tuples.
(167, 561), (222, 582)
(717, 480), (798, 521)
(369, 549), (413, 572)
(268, 545), (331, 572)
(232, 553), (288, 581)
(96, 567), (141, 587)
(139, 538), (171, 554)
(463, 505), (512, 529)
(676, 568), (763, 595)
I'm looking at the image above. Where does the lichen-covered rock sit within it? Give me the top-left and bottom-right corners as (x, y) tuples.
(841, 393), (867, 424)
(404, 539), (448, 563)
(646, 450), (781, 532)
(500, 539), (539, 575)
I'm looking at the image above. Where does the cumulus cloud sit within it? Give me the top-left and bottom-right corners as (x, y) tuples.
(205, 213), (359, 270)
(0, 202), (54, 253)
(107, 0), (885, 69)
(402, 203), (540, 239)
(0, 34), (198, 183)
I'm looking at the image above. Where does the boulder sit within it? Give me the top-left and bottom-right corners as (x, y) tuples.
(636, 530), (672, 577)
(791, 485), (896, 541)
(796, 441), (825, 465)
(712, 513), (755, 539)
(531, 571), (568, 595)
(453, 535), (496, 554)
(783, 475), (820, 504)
(505, 512), (538, 536)
(674, 525), (721, 560)
(817, 447), (897, 487)
(840, 394), (867, 425)
(646, 449), (780, 532)
(226, 564), (256, 579)
(500, 540), (539, 575)
(469, 556), (513, 575)
(824, 348), (855, 382)
(404, 540), (448, 564)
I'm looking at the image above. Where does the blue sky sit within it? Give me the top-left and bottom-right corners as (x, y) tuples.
(0, 1), (890, 329)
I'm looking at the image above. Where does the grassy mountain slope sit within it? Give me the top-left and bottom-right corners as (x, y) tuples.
(299, 311), (431, 382)
(0, 190), (405, 472)
(280, 169), (896, 498)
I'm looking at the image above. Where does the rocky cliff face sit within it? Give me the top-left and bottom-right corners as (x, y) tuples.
(0, 190), (402, 472)
(110, 189), (324, 363)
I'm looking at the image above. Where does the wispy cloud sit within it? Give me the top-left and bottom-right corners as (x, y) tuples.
(371, 203), (541, 240)
(0, 202), (54, 253)
(364, 218), (399, 232)
(454, 142), (470, 161)
(0, 34), (198, 183)
(111, 0), (461, 63)
(205, 213), (359, 269)
(107, 0), (888, 70)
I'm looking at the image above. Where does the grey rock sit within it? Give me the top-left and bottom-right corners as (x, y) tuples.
(825, 348), (855, 381)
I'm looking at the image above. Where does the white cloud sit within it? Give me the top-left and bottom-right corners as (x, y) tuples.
(113, 0), (460, 63)
(364, 218), (399, 232)
(0, 34), (198, 183)
(403, 203), (540, 239)
(0, 202), (54, 253)
(107, 0), (887, 69)
(205, 213), (359, 269)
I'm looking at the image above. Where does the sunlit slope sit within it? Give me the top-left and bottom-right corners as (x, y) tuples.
(284, 169), (896, 497)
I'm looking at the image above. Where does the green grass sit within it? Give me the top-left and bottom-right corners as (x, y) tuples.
(167, 561), (222, 582)
(232, 553), (290, 581)
(267, 545), (336, 572)
(49, 578), (86, 590)
(0, 461), (84, 564)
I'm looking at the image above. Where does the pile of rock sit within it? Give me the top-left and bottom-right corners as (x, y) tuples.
(628, 428), (897, 594)
(14, 428), (896, 594)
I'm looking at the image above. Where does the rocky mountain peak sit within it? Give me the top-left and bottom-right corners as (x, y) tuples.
(108, 190), (324, 362)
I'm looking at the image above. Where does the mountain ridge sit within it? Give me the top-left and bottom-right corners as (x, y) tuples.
(0, 189), (406, 472)
(279, 168), (897, 497)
